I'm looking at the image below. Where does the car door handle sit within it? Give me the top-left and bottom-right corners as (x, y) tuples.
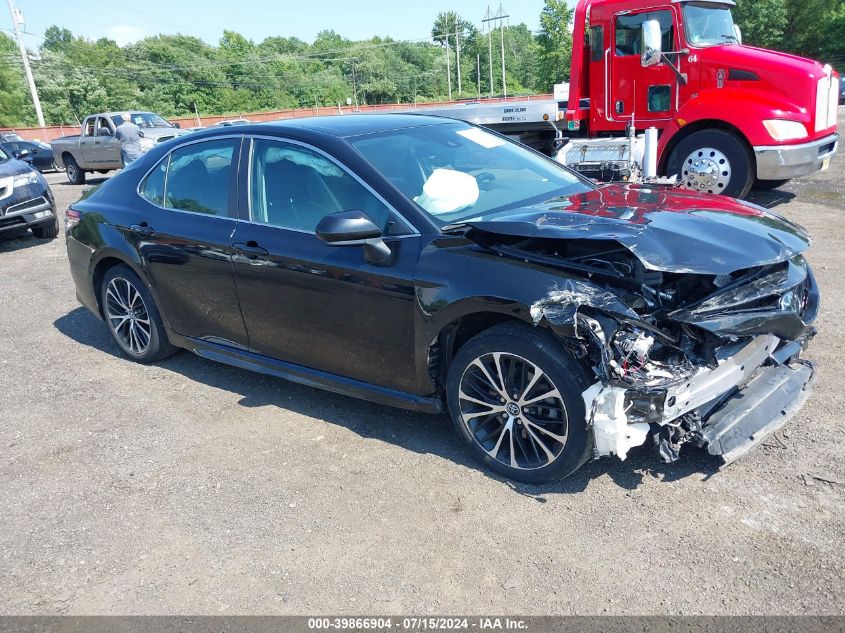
(130, 223), (154, 237)
(233, 241), (269, 257)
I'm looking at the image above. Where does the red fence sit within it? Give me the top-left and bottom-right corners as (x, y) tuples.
(0, 95), (554, 143)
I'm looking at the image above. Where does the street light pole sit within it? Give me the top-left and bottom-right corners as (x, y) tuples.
(5, 0), (44, 127)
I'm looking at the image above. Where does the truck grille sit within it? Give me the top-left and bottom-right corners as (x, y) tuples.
(815, 71), (839, 132)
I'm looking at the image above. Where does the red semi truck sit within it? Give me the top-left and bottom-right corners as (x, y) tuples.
(421, 0), (840, 198)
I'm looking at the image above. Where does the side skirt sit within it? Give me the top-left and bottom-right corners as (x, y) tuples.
(169, 332), (444, 414)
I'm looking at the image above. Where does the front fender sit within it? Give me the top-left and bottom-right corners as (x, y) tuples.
(412, 238), (637, 391)
(676, 88), (811, 147)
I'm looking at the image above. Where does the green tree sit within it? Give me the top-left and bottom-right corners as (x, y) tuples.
(0, 34), (32, 126)
(536, 0), (573, 90)
(733, 0), (788, 49)
(783, 0), (845, 59)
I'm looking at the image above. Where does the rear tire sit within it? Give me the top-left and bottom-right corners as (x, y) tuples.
(31, 217), (59, 239)
(100, 264), (175, 363)
(446, 323), (594, 484)
(65, 156), (85, 185)
(667, 129), (754, 198)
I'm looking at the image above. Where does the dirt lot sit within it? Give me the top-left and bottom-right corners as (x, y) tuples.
(1, 117), (844, 616)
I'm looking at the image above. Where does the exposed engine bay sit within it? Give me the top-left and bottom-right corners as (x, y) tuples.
(465, 219), (819, 466)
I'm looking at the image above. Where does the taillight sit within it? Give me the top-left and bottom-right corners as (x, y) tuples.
(65, 208), (81, 231)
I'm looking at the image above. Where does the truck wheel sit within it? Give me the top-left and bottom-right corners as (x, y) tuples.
(65, 156), (85, 185)
(667, 129), (754, 198)
(31, 217), (59, 239)
(754, 179), (790, 191)
(446, 323), (594, 484)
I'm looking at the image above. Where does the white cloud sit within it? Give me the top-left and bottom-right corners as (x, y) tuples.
(106, 25), (147, 46)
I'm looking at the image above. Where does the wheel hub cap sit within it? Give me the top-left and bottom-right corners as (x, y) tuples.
(105, 277), (152, 355)
(682, 147), (731, 194)
(458, 352), (569, 471)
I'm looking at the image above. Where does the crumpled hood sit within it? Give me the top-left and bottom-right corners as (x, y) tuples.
(461, 184), (810, 275)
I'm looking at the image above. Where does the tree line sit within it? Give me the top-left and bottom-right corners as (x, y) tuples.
(0, 0), (842, 128)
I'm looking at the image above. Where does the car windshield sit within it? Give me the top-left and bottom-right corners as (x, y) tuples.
(684, 2), (738, 47)
(111, 112), (173, 128)
(349, 122), (589, 225)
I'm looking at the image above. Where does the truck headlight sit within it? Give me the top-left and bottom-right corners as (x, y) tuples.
(12, 171), (39, 188)
(763, 119), (808, 141)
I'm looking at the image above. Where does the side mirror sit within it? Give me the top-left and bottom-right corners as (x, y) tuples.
(316, 210), (391, 264)
(97, 127), (112, 137)
(733, 24), (742, 44)
(641, 19), (663, 67)
(15, 149), (30, 159)
(172, 122), (181, 128)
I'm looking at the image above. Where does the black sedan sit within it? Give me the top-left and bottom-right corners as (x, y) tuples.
(0, 140), (55, 172)
(0, 145), (58, 240)
(64, 115), (818, 483)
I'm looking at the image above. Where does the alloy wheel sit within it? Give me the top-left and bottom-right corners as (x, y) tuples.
(105, 277), (152, 355)
(682, 147), (732, 194)
(458, 352), (569, 470)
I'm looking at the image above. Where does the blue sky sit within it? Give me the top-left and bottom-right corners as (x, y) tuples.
(11, 0), (550, 47)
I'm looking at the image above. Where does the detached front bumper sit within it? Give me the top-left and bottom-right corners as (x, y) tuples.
(584, 334), (816, 465)
(702, 360), (815, 466)
(754, 133), (838, 180)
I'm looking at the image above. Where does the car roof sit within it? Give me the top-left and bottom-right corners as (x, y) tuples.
(245, 114), (457, 138)
(99, 111), (157, 118)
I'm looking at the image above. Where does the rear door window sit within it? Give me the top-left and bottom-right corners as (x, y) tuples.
(140, 138), (239, 216)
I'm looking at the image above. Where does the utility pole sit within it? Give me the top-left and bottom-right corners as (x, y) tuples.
(6, 0), (44, 127)
(483, 5), (508, 98)
(500, 11), (507, 99)
(455, 29), (461, 98)
(351, 58), (359, 110)
(498, 4), (509, 99)
(483, 6), (494, 97)
(477, 54), (481, 99)
(445, 32), (452, 101)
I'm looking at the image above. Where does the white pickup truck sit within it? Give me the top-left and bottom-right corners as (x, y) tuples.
(51, 111), (188, 184)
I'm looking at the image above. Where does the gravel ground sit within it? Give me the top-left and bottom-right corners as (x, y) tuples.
(1, 116), (843, 616)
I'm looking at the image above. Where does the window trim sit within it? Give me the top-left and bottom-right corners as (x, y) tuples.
(613, 8), (677, 58)
(244, 134), (420, 237)
(136, 133), (244, 220)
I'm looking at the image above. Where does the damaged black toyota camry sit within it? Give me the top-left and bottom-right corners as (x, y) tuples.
(65, 115), (818, 483)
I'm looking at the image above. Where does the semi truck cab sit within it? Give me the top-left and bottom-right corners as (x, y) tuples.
(566, 0), (840, 197)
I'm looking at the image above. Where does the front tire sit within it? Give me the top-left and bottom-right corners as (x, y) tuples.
(100, 265), (174, 363)
(667, 129), (754, 198)
(31, 217), (59, 239)
(446, 323), (594, 484)
(754, 178), (790, 191)
(65, 156), (85, 185)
